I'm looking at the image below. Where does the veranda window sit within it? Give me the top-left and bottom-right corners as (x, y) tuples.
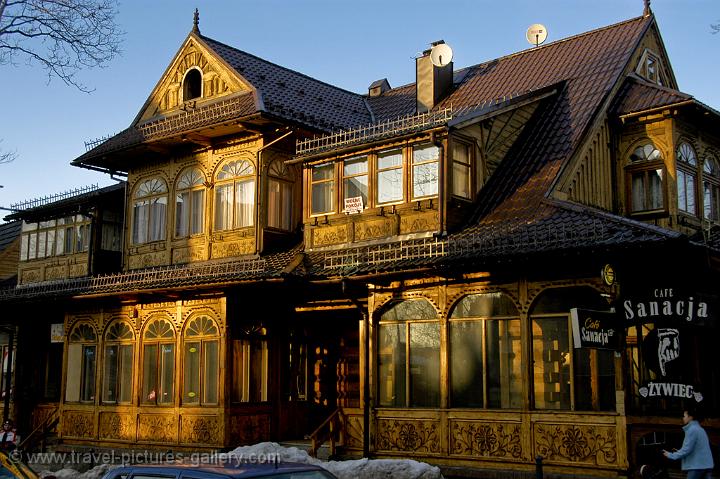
(142, 319), (175, 405)
(175, 168), (205, 237)
(102, 321), (134, 404)
(376, 149), (403, 204)
(232, 324), (268, 403)
(133, 178), (168, 244)
(65, 324), (97, 403)
(267, 160), (294, 231)
(215, 159), (255, 230)
(378, 299), (439, 408)
(703, 156), (720, 222)
(627, 143), (664, 213)
(451, 141), (472, 199)
(20, 215), (91, 261)
(676, 142), (697, 215)
(449, 293), (522, 408)
(343, 156), (369, 211)
(183, 316), (219, 405)
(311, 163), (335, 215)
(412, 144), (440, 199)
(530, 288), (615, 411)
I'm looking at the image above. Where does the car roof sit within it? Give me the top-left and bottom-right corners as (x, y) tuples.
(107, 462), (332, 479)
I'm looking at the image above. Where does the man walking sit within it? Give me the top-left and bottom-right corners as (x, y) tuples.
(663, 406), (714, 479)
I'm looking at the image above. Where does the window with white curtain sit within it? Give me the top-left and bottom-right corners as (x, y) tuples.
(214, 159), (255, 230)
(676, 142), (697, 216)
(376, 149), (403, 204)
(20, 215), (91, 262)
(102, 321), (134, 404)
(65, 323), (97, 403)
(627, 143), (664, 213)
(132, 178), (168, 244)
(175, 168), (205, 237)
(267, 160), (294, 231)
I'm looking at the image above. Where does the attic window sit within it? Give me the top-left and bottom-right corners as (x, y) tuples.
(636, 50), (665, 85)
(183, 68), (202, 101)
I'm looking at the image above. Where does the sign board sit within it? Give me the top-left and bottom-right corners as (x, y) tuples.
(570, 308), (621, 350)
(50, 323), (64, 343)
(621, 287), (714, 326)
(344, 196), (364, 214)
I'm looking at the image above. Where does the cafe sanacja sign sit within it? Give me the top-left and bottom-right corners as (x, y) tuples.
(621, 288), (714, 403)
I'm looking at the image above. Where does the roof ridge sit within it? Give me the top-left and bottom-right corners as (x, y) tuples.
(200, 34), (366, 99)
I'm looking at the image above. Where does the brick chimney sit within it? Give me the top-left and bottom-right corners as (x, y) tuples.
(416, 40), (453, 113)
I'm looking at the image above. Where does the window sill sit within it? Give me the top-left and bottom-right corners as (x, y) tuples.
(627, 209), (668, 220)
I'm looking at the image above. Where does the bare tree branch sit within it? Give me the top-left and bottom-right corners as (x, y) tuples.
(0, 140), (17, 165)
(712, 22), (720, 35)
(0, 0), (123, 92)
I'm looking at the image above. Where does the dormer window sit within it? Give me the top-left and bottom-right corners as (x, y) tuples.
(636, 50), (665, 85)
(704, 155), (720, 222)
(183, 68), (202, 102)
(676, 142), (698, 216)
(627, 143), (665, 214)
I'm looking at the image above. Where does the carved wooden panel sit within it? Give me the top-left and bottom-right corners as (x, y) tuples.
(138, 414), (176, 443)
(20, 268), (41, 284)
(399, 211), (439, 235)
(375, 419), (440, 453)
(181, 415), (222, 445)
(450, 420), (523, 459)
(99, 412), (135, 441)
(312, 225), (349, 247)
(354, 219), (394, 242)
(228, 414), (270, 446)
(344, 414), (364, 450)
(172, 245), (207, 264)
(211, 239), (254, 259)
(533, 423), (617, 466)
(128, 252), (167, 270)
(62, 411), (94, 439)
(69, 263), (87, 277)
(45, 265), (67, 281)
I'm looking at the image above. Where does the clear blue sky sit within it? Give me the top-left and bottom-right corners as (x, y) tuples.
(1, 0), (718, 215)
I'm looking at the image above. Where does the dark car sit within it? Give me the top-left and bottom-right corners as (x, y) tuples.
(101, 463), (337, 479)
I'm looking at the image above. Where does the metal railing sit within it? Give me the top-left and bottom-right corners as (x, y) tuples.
(10, 184), (99, 212)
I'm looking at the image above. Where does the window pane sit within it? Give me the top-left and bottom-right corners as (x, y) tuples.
(190, 189), (204, 235)
(159, 344), (175, 404)
(214, 184), (233, 231)
(142, 344), (158, 403)
(409, 322), (440, 407)
(64, 227), (74, 254)
(343, 157), (368, 176)
(65, 344), (82, 402)
(343, 176), (368, 207)
(37, 232), (47, 259)
(311, 182), (334, 214)
(249, 340), (268, 402)
(413, 145), (439, 163)
(631, 174), (646, 212)
(184, 342), (200, 404)
(119, 345), (133, 403)
(649, 169), (664, 210)
(103, 345), (119, 402)
(28, 233), (37, 260)
(452, 161), (471, 198)
(46, 230), (55, 257)
(203, 341), (219, 404)
(312, 164), (334, 181)
(280, 182), (292, 230)
(378, 323), (406, 407)
(378, 150), (402, 170)
(486, 319), (523, 408)
(413, 162), (439, 198)
(175, 192), (189, 237)
(20, 235), (28, 261)
(231, 340), (247, 402)
(378, 169), (403, 204)
(81, 345), (96, 402)
(77, 224), (90, 252)
(55, 228), (65, 255)
(533, 317), (570, 409)
(149, 197), (167, 242)
(133, 201), (148, 244)
(234, 180), (255, 228)
(450, 321), (484, 407)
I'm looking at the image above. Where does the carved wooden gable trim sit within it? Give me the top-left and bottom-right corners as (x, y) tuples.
(137, 36), (250, 123)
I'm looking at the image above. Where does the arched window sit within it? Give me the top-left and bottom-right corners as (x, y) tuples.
(103, 321), (134, 403)
(142, 319), (175, 405)
(703, 155), (720, 221)
(132, 178), (168, 244)
(627, 143), (664, 213)
(267, 160), (294, 231)
(676, 142), (698, 215)
(66, 324), (97, 403)
(183, 316), (219, 405)
(214, 159), (255, 231)
(183, 68), (202, 101)
(377, 299), (439, 408)
(232, 322), (268, 403)
(175, 168), (205, 237)
(449, 293), (521, 408)
(530, 287), (615, 412)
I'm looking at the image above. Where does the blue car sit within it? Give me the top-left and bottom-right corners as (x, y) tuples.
(101, 463), (337, 479)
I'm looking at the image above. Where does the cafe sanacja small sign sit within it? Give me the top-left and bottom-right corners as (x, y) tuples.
(571, 308), (621, 350)
(622, 287), (715, 403)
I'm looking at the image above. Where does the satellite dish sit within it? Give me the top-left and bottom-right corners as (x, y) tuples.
(430, 43), (453, 67)
(526, 23), (548, 47)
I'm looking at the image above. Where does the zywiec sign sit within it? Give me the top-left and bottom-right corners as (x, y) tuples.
(638, 382), (703, 402)
(570, 308), (621, 350)
(344, 196), (364, 214)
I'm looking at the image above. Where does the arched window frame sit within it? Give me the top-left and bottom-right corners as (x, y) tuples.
(267, 160), (295, 231)
(182, 315), (220, 406)
(174, 167), (206, 238)
(141, 318), (175, 406)
(66, 323), (97, 403)
(102, 321), (135, 404)
(214, 159), (256, 231)
(626, 142), (666, 215)
(676, 142), (698, 216)
(132, 177), (168, 244)
(448, 292), (522, 409)
(703, 155), (720, 222)
(376, 298), (439, 408)
(182, 67), (203, 102)
(231, 322), (269, 403)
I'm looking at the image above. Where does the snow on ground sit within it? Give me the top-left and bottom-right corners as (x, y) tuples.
(32, 442), (444, 479)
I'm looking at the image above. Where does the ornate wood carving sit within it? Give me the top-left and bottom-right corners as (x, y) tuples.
(20, 268), (41, 284)
(211, 239), (254, 259)
(375, 419), (440, 453)
(228, 414), (270, 445)
(344, 414), (364, 450)
(399, 211), (439, 235)
(181, 415), (222, 445)
(128, 252), (168, 270)
(450, 420), (522, 459)
(69, 263), (87, 277)
(354, 219), (393, 242)
(62, 411), (94, 438)
(138, 414), (176, 443)
(172, 245), (207, 264)
(312, 225), (349, 247)
(45, 265), (67, 281)
(533, 423), (617, 466)
(99, 412), (135, 441)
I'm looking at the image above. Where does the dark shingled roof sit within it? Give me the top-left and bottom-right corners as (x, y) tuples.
(0, 221), (20, 253)
(4, 183), (126, 222)
(613, 74), (692, 116)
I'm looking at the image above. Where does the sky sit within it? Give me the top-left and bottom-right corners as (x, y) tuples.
(1, 0), (718, 217)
